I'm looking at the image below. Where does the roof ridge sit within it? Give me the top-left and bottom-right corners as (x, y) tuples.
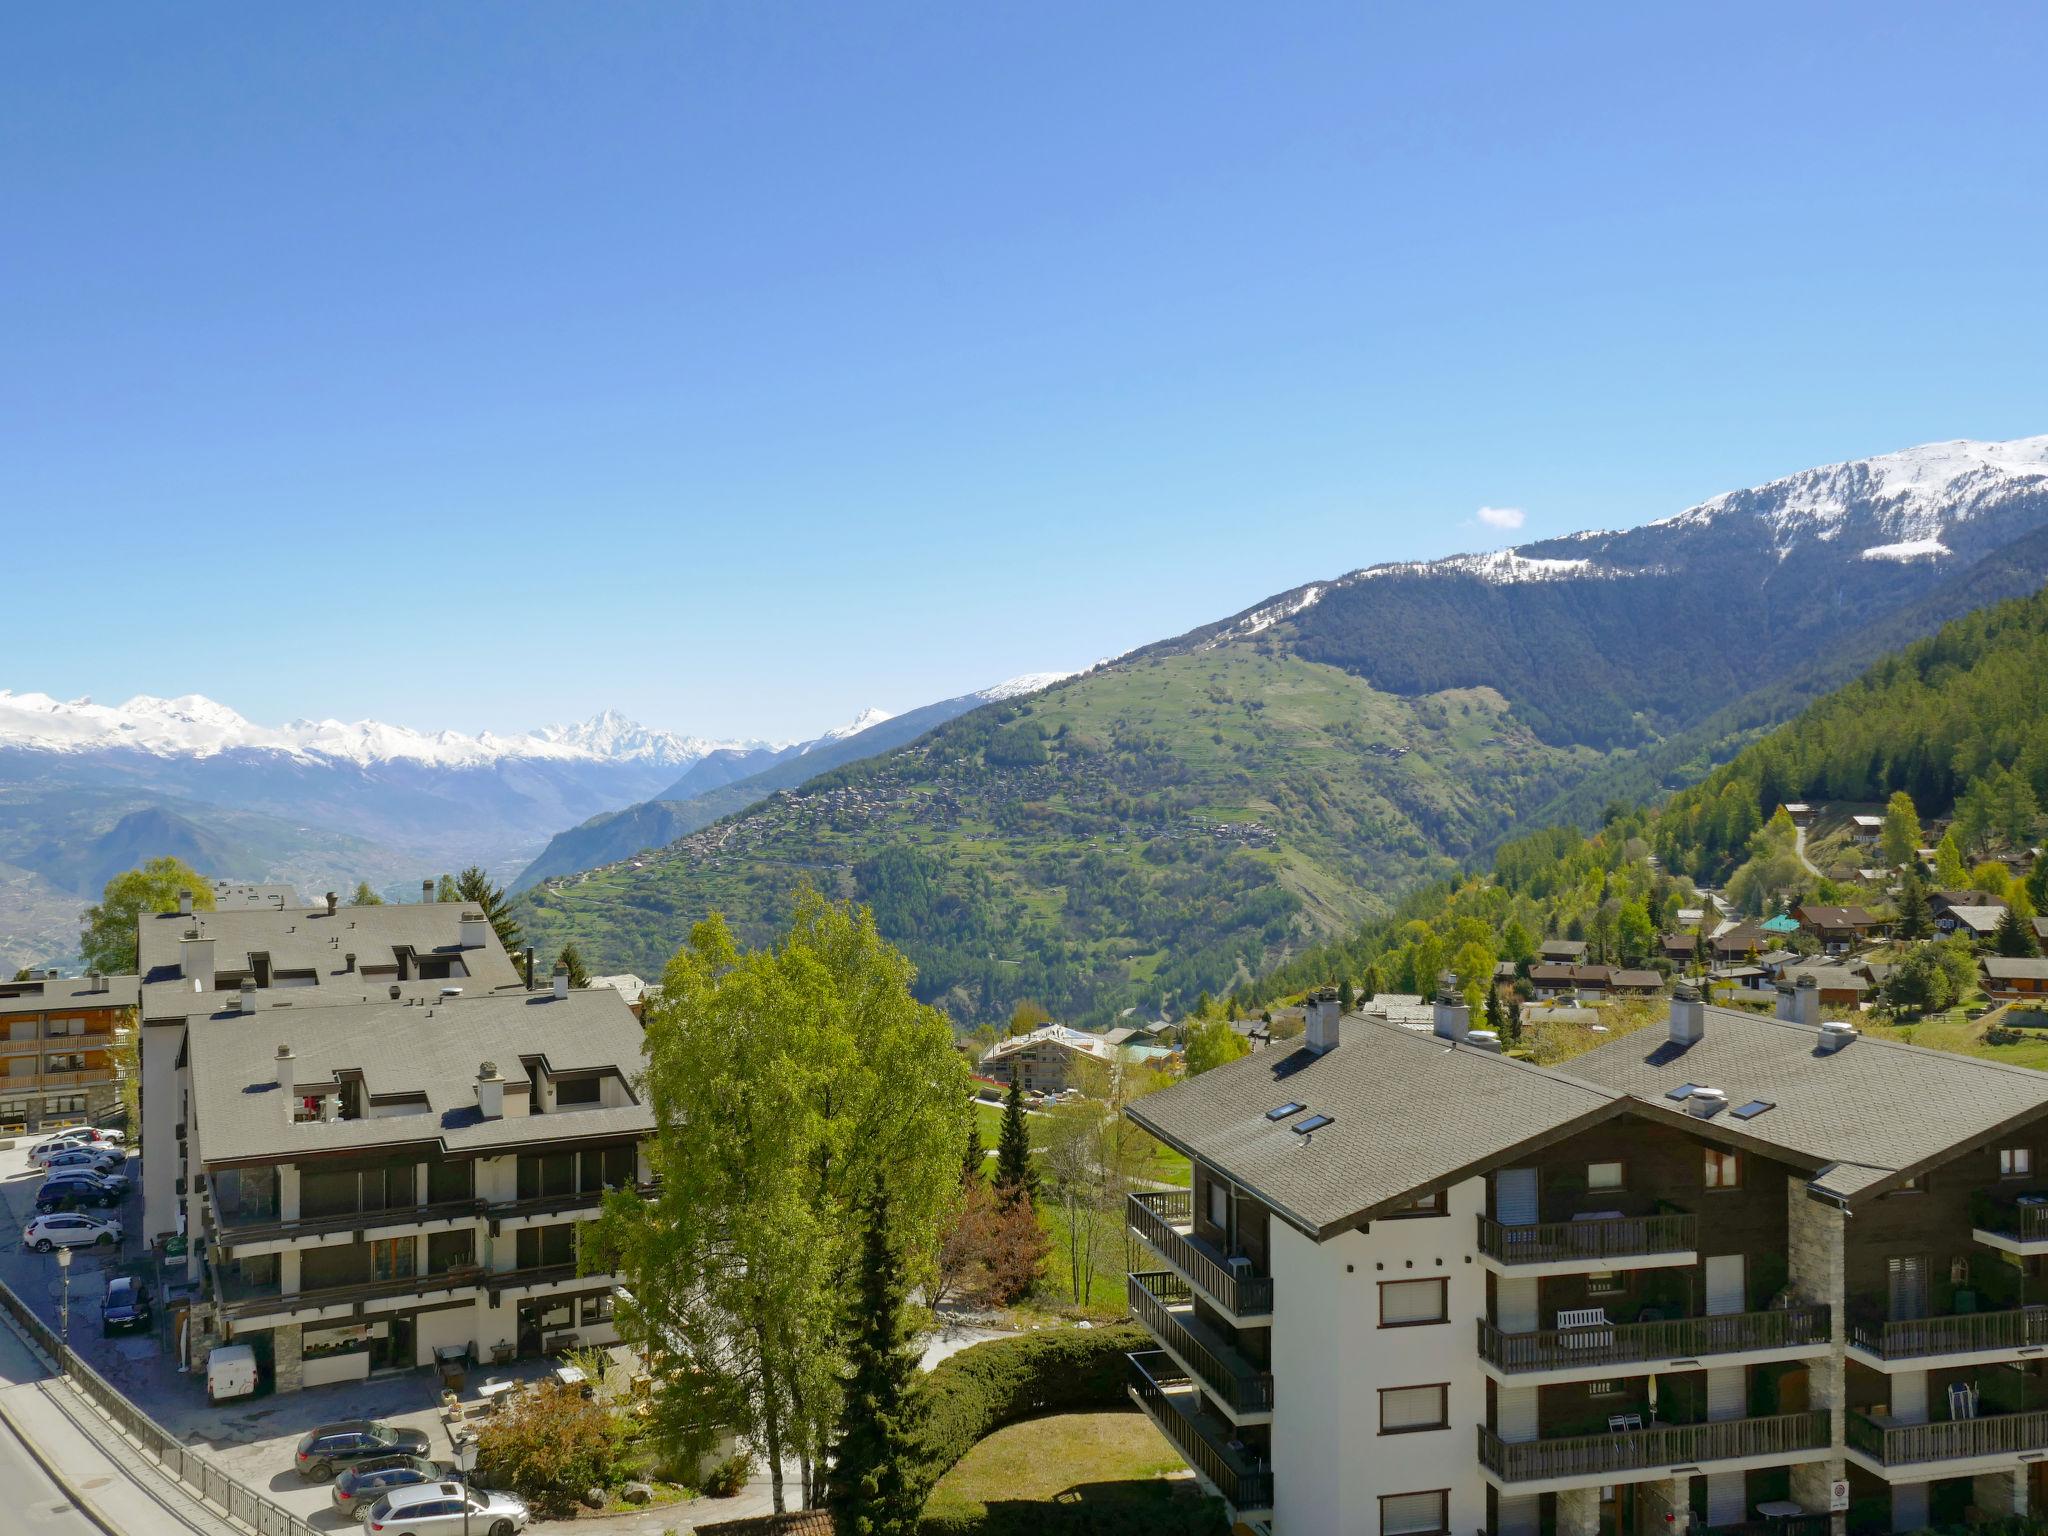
(1695, 1003), (2048, 1081)
(1351, 1014), (1622, 1101)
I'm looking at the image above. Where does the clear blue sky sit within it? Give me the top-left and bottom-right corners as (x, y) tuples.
(6, 4), (2047, 739)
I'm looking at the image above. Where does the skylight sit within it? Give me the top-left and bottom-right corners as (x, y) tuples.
(1293, 1114), (1333, 1135)
(1265, 1102), (1306, 1121)
(1731, 1100), (1776, 1121)
(1665, 1083), (1702, 1101)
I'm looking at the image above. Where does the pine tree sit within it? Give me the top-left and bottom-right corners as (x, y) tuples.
(827, 1191), (929, 1536)
(1995, 905), (2041, 958)
(1337, 977), (1356, 1012)
(455, 865), (522, 953)
(1504, 991), (1523, 1046)
(993, 1075), (1037, 1208)
(1485, 984), (1505, 1039)
(1896, 872), (1932, 941)
(961, 1118), (985, 1183)
(1360, 964), (1382, 1001)
(557, 942), (590, 989)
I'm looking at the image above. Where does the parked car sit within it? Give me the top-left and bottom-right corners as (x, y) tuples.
(34, 1145), (124, 1174)
(36, 1173), (125, 1211)
(22, 1212), (121, 1252)
(101, 1275), (152, 1334)
(294, 1421), (434, 1482)
(365, 1482), (529, 1535)
(28, 1127), (122, 1156)
(332, 1456), (450, 1521)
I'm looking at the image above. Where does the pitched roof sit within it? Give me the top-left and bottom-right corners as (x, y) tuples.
(1566, 1005), (2048, 1199)
(186, 988), (649, 1165)
(1611, 970), (1664, 989)
(1126, 1018), (1624, 1238)
(1539, 939), (1588, 958)
(0, 974), (139, 1016)
(1794, 905), (1877, 929)
(1945, 906), (2007, 933)
(1776, 964), (1872, 993)
(1982, 957), (2048, 980)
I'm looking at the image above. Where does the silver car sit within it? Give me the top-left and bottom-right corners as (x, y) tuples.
(365, 1482), (529, 1535)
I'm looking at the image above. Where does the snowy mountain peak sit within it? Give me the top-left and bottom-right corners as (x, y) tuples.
(808, 707), (895, 747)
(975, 671), (1076, 701)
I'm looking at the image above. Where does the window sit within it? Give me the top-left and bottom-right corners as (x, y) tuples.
(579, 1145), (637, 1193)
(1379, 1384), (1449, 1433)
(1704, 1147), (1741, 1190)
(426, 1230), (475, 1273)
(427, 1159), (473, 1204)
(1206, 1180), (1228, 1230)
(1381, 1490), (1449, 1536)
(1731, 1100), (1775, 1121)
(1379, 1278), (1448, 1327)
(368, 1236), (416, 1281)
(1294, 1114), (1333, 1134)
(1265, 1102), (1305, 1122)
(1587, 1161), (1624, 1192)
(1586, 1271), (1624, 1296)
(2002, 1148), (2032, 1179)
(518, 1151), (577, 1200)
(555, 1076), (602, 1107)
(516, 1222), (577, 1270)
(1391, 1190), (1444, 1217)
(581, 1291), (615, 1326)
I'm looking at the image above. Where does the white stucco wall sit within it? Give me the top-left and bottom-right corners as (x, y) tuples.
(1270, 1174), (1488, 1536)
(141, 1023), (184, 1241)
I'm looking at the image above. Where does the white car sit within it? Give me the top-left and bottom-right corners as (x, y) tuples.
(35, 1145), (124, 1174)
(365, 1482), (529, 1535)
(22, 1212), (122, 1252)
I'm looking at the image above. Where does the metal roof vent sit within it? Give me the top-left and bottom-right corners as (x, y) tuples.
(1818, 1020), (1858, 1054)
(1686, 1087), (1729, 1119)
(1467, 1028), (1502, 1053)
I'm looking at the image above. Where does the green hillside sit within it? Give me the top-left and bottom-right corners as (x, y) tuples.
(518, 645), (1599, 1024)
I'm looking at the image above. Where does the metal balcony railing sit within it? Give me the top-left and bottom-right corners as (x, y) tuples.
(1478, 1304), (1830, 1373)
(1848, 1408), (2048, 1466)
(1128, 1351), (1274, 1511)
(221, 1264), (485, 1320)
(1127, 1190), (1273, 1316)
(1850, 1305), (2048, 1360)
(1478, 1411), (1829, 1482)
(1477, 1212), (1697, 1267)
(215, 1198), (485, 1247)
(1128, 1270), (1275, 1415)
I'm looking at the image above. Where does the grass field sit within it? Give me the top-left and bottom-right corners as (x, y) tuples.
(969, 1096), (1191, 1186)
(920, 1409), (1210, 1527)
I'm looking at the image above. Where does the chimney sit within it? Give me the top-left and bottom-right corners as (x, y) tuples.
(552, 966), (570, 1001)
(1305, 988), (1341, 1053)
(1773, 982), (1798, 1022)
(276, 1044), (296, 1118)
(88, 971), (103, 995)
(1818, 1020), (1858, 1054)
(524, 946), (536, 991)
(1669, 980), (1706, 1045)
(422, 879), (436, 905)
(178, 888), (193, 916)
(1793, 973), (1822, 1028)
(1687, 1087), (1729, 1119)
(388, 983), (402, 1001)
(229, 986), (246, 1015)
(181, 933), (215, 992)
(344, 951), (356, 973)
(1432, 974), (1470, 1042)
(459, 911), (488, 951)
(476, 1061), (505, 1120)
(325, 891), (338, 916)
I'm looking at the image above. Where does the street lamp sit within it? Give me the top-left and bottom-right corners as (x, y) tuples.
(455, 1437), (479, 1536)
(56, 1246), (72, 1346)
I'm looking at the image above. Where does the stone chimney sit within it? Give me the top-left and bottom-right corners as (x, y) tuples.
(1669, 980), (1706, 1045)
(422, 879), (436, 905)
(276, 1044), (296, 1119)
(178, 888), (194, 916)
(524, 946), (537, 990)
(1305, 988), (1341, 1053)
(325, 891), (338, 916)
(1432, 974), (1470, 1042)
(476, 1061), (505, 1120)
(181, 933), (215, 991)
(552, 966), (571, 1001)
(459, 911), (488, 951)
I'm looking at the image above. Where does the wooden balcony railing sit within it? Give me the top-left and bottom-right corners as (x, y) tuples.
(1848, 1408), (2048, 1466)
(221, 1264), (485, 1320)
(1478, 1411), (1829, 1482)
(1972, 1199), (2048, 1245)
(1850, 1305), (2048, 1360)
(1128, 1351), (1274, 1511)
(36, 1068), (116, 1089)
(1127, 1190), (1274, 1316)
(1129, 1270), (1275, 1415)
(215, 1197), (487, 1248)
(1477, 1212), (1697, 1267)
(1478, 1305), (1830, 1373)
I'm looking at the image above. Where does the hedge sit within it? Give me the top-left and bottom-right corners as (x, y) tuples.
(920, 1499), (1225, 1536)
(917, 1322), (1151, 1484)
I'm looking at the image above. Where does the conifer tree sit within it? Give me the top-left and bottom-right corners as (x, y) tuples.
(1995, 904), (2041, 958)
(1895, 872), (1932, 941)
(1485, 984), (1505, 1039)
(993, 1075), (1037, 1208)
(1338, 977), (1356, 1012)
(454, 865), (522, 953)
(827, 1191), (928, 1536)
(961, 1118), (985, 1183)
(556, 942), (590, 988)
(1360, 964), (1382, 1001)
(1504, 991), (1523, 1047)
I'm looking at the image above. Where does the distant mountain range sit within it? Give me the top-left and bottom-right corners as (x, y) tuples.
(517, 435), (2048, 1025)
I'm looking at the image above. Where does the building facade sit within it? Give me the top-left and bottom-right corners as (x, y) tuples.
(1125, 982), (2048, 1536)
(0, 971), (136, 1133)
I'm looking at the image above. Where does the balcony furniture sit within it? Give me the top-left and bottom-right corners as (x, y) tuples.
(1608, 1413), (1644, 1432)
(1478, 1411), (1829, 1483)
(1477, 1305), (1830, 1376)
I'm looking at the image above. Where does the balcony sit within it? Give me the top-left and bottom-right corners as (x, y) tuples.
(1126, 1190), (1272, 1320)
(219, 1263), (485, 1322)
(1477, 1212), (1697, 1275)
(1127, 1351), (1273, 1516)
(1849, 1305), (2048, 1369)
(1847, 1408), (2048, 1474)
(1478, 1305), (1831, 1383)
(1479, 1412), (1829, 1490)
(487, 1183), (655, 1232)
(36, 1068), (116, 1089)
(214, 1198), (486, 1250)
(1972, 1195), (2048, 1256)
(1128, 1270), (1274, 1422)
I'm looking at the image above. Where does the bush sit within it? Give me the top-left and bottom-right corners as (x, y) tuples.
(474, 1381), (621, 1517)
(921, 1501), (1226, 1536)
(917, 1324), (1149, 1485)
(704, 1452), (754, 1499)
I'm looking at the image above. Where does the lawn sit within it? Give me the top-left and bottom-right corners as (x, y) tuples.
(1862, 1004), (2048, 1070)
(920, 1408), (1216, 1529)
(970, 1096), (1192, 1187)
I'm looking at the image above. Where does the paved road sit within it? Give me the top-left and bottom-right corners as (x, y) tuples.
(0, 1308), (98, 1535)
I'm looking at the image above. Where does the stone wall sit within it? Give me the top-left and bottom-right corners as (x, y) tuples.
(1786, 1175), (1847, 1535)
(271, 1322), (303, 1393)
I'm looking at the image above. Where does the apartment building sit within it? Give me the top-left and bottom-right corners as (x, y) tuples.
(1123, 979), (2048, 1536)
(979, 1023), (1130, 1093)
(0, 971), (137, 1132)
(135, 889), (526, 1242)
(181, 981), (650, 1393)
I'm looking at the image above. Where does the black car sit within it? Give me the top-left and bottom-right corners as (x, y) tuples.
(101, 1276), (152, 1335)
(36, 1173), (124, 1211)
(294, 1421), (434, 1482)
(331, 1455), (449, 1520)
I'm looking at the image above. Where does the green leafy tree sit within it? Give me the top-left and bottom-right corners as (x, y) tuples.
(348, 880), (384, 906)
(1995, 905), (2041, 958)
(2028, 856), (2048, 917)
(1184, 1016), (1250, 1077)
(993, 1075), (1037, 1209)
(1360, 964), (1382, 1000)
(436, 872), (460, 902)
(1881, 791), (1923, 869)
(1969, 861), (2015, 904)
(1500, 919), (1536, 968)
(1999, 770), (2042, 849)
(1006, 999), (1050, 1038)
(473, 1380), (619, 1518)
(556, 942), (590, 989)
(1933, 831), (1969, 890)
(826, 1192), (929, 1536)
(455, 865), (521, 953)
(1954, 776), (2000, 859)
(593, 891), (966, 1514)
(1887, 938), (1979, 1014)
(1616, 900), (1655, 964)
(80, 857), (214, 974)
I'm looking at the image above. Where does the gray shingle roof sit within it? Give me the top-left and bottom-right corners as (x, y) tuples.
(1566, 1006), (2048, 1197)
(1126, 1018), (1624, 1237)
(186, 988), (650, 1165)
(1983, 957), (2048, 980)
(0, 974), (139, 1015)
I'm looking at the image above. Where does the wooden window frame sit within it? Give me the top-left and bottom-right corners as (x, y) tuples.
(1586, 1160), (1626, 1193)
(2001, 1147), (2033, 1180)
(1380, 1489), (1450, 1536)
(1378, 1277), (1449, 1328)
(1379, 1383), (1451, 1434)
(1387, 1189), (1446, 1219)
(1704, 1146), (1742, 1191)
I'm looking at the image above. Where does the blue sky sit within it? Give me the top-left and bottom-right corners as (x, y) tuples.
(5, 4), (2047, 738)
